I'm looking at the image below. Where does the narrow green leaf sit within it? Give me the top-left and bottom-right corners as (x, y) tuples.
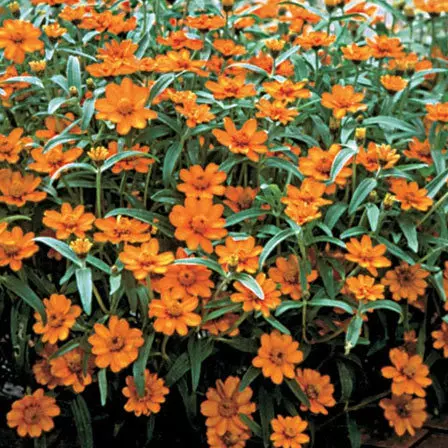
(239, 414), (262, 438)
(345, 315), (363, 354)
(4, 76), (44, 88)
(98, 369), (107, 406)
(309, 298), (354, 314)
(100, 151), (155, 173)
(239, 366), (261, 392)
(165, 352), (190, 386)
(174, 258), (225, 276)
(329, 146), (356, 183)
(226, 208), (267, 227)
(360, 300), (403, 320)
(133, 333), (155, 397)
(324, 203), (347, 230)
(398, 216), (418, 253)
(67, 55), (82, 93)
(233, 273), (264, 300)
(264, 315), (291, 334)
(366, 203), (380, 232)
(50, 339), (81, 360)
(76, 268), (92, 315)
(34, 237), (82, 266)
(286, 378), (311, 407)
(348, 179), (377, 215)
(259, 227), (301, 268)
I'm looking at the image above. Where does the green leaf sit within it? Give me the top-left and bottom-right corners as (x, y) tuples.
(50, 339), (81, 359)
(48, 97), (67, 114)
(348, 179), (377, 215)
(75, 268), (92, 315)
(203, 304), (241, 322)
(2, 275), (46, 322)
(286, 378), (310, 407)
(218, 337), (258, 353)
(264, 315), (291, 334)
(258, 227), (301, 268)
(360, 300), (403, 320)
(165, 352), (190, 386)
(233, 273), (264, 300)
(345, 315), (363, 354)
(149, 73), (176, 104)
(317, 259), (336, 299)
(163, 140), (183, 187)
(71, 396), (94, 448)
(98, 369), (108, 406)
(133, 333), (155, 397)
(375, 236), (415, 265)
(225, 208), (267, 227)
(263, 157), (304, 181)
(174, 258), (225, 276)
(275, 301), (304, 316)
(366, 204), (380, 232)
(4, 76), (44, 88)
(432, 271), (447, 302)
(398, 217), (418, 253)
(227, 62), (269, 76)
(259, 387), (275, 447)
(100, 151), (155, 173)
(329, 146), (356, 183)
(337, 361), (354, 401)
(425, 168), (448, 199)
(239, 414), (262, 438)
(188, 337), (214, 392)
(309, 297), (354, 314)
(34, 237), (82, 267)
(50, 163), (97, 183)
(324, 203), (347, 230)
(363, 116), (416, 133)
(347, 413), (361, 448)
(67, 55), (82, 93)
(81, 98), (96, 131)
(239, 366), (261, 392)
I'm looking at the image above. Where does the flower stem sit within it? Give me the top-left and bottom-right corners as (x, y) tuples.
(93, 283), (109, 314)
(95, 168), (102, 218)
(417, 190), (448, 228)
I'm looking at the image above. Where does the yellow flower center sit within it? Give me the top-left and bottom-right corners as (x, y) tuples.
(117, 98), (134, 115)
(167, 302), (184, 317)
(284, 426), (298, 438)
(218, 398), (238, 418)
(228, 254), (239, 267)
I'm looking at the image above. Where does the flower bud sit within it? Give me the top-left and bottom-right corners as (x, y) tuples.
(69, 86), (78, 97)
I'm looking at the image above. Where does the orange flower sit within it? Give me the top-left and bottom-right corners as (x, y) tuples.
(296, 368), (336, 415)
(94, 216), (152, 244)
(389, 179), (433, 211)
(432, 322), (448, 357)
(148, 289), (201, 336)
(155, 49), (208, 77)
(231, 273), (281, 317)
(403, 138), (432, 165)
(185, 14), (226, 31)
(341, 43), (372, 62)
(88, 315), (144, 373)
(262, 80), (310, 103)
(0, 169), (47, 207)
(7, 389), (60, 438)
(321, 84), (367, 119)
(295, 31), (336, 50)
(159, 250), (214, 298)
(380, 394), (427, 437)
(169, 197), (227, 253)
(381, 262), (429, 302)
(43, 23), (67, 38)
(255, 99), (299, 124)
(206, 75), (257, 100)
(206, 428), (251, 448)
(119, 239), (174, 281)
(175, 100), (216, 128)
(224, 186), (257, 213)
(345, 235), (391, 276)
(42, 203), (95, 240)
(0, 20), (43, 63)
(107, 142), (154, 174)
(270, 415), (309, 448)
(381, 75), (408, 92)
(268, 254), (318, 300)
(33, 294), (81, 344)
(157, 30), (203, 50)
(215, 236), (262, 274)
(381, 348), (432, 397)
(50, 347), (94, 393)
(345, 275), (385, 301)
(212, 118), (268, 162)
(252, 331), (303, 384)
(367, 35), (405, 59)
(0, 128), (32, 164)
(299, 145), (352, 186)
(202, 313), (241, 337)
(426, 102), (448, 122)
(200, 376), (256, 436)
(0, 226), (39, 271)
(357, 142), (400, 172)
(29, 145), (83, 177)
(122, 369), (169, 416)
(35, 113), (82, 141)
(213, 39), (246, 57)
(177, 163), (227, 198)
(33, 344), (62, 390)
(414, 0), (448, 14)
(95, 77), (157, 135)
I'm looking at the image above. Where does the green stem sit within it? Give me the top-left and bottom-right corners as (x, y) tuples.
(143, 165), (153, 206)
(146, 275), (154, 301)
(95, 168), (102, 218)
(93, 283), (109, 314)
(417, 190), (448, 228)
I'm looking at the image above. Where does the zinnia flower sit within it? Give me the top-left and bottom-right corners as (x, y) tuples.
(206, 428), (251, 448)
(345, 275), (385, 301)
(29, 146), (83, 177)
(94, 216), (152, 244)
(321, 84), (367, 119)
(200, 376), (256, 436)
(122, 369), (169, 416)
(426, 102), (448, 122)
(215, 236), (262, 274)
(95, 77), (157, 135)
(0, 128), (32, 164)
(381, 75), (408, 92)
(0, 226), (39, 271)
(88, 315), (144, 373)
(33, 294), (82, 344)
(7, 389), (60, 438)
(432, 322), (448, 358)
(367, 35), (405, 59)
(169, 197), (227, 253)
(0, 169), (47, 207)
(381, 348), (432, 397)
(296, 368), (336, 415)
(270, 415), (310, 448)
(252, 331), (303, 384)
(177, 163), (227, 199)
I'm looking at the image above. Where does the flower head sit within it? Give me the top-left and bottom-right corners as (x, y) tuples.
(270, 415), (309, 448)
(215, 236), (262, 274)
(345, 274), (385, 301)
(432, 322), (448, 358)
(321, 84), (367, 119)
(94, 216), (152, 244)
(0, 169), (47, 207)
(0, 226), (39, 271)
(177, 163), (227, 199)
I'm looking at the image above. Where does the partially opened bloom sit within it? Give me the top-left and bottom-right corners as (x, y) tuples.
(148, 289), (201, 336)
(206, 75), (256, 100)
(404, 138), (432, 165)
(33, 294), (81, 344)
(389, 179), (433, 211)
(33, 344), (61, 390)
(224, 186), (257, 213)
(341, 43), (372, 62)
(0, 128), (32, 164)
(122, 370), (169, 416)
(0, 226), (39, 271)
(231, 273), (281, 317)
(0, 19), (44, 63)
(381, 75), (408, 92)
(294, 31), (335, 50)
(107, 142), (154, 174)
(426, 102), (448, 122)
(155, 50), (208, 77)
(381, 348), (432, 397)
(381, 262), (429, 302)
(296, 368), (336, 415)
(432, 323), (448, 358)
(0, 169), (47, 207)
(175, 101), (216, 128)
(367, 35), (405, 59)
(29, 146), (83, 177)
(262, 80), (310, 103)
(201, 376), (256, 436)
(206, 428), (251, 448)
(345, 275), (385, 301)
(169, 198), (227, 253)
(379, 394), (427, 436)
(43, 203), (95, 240)
(270, 415), (309, 448)
(215, 236), (262, 274)
(255, 99), (299, 124)
(7, 389), (60, 438)
(119, 239), (174, 281)
(345, 235), (391, 276)
(95, 77), (157, 135)
(252, 331), (303, 384)
(177, 163), (227, 198)
(321, 85), (367, 119)
(94, 216), (152, 244)
(212, 118), (268, 162)
(357, 142), (400, 172)
(88, 316), (144, 373)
